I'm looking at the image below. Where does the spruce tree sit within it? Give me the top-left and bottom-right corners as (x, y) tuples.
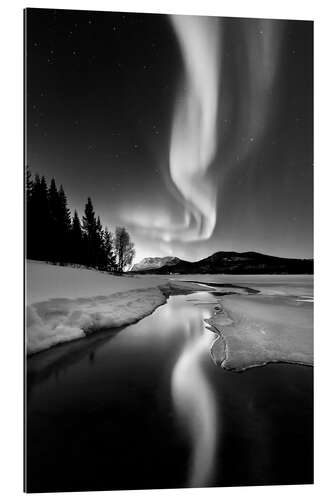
(48, 178), (59, 262)
(95, 216), (104, 269)
(103, 227), (116, 272)
(48, 178), (59, 222)
(25, 166), (34, 258)
(82, 198), (96, 238)
(25, 166), (33, 203)
(32, 175), (50, 260)
(70, 210), (83, 264)
(28, 174), (41, 259)
(26, 172), (135, 273)
(58, 185), (72, 231)
(58, 185), (72, 263)
(82, 197), (97, 267)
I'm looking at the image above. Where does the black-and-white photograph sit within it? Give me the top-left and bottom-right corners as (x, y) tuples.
(24, 7), (313, 493)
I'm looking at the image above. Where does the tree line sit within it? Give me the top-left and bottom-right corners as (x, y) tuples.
(26, 167), (135, 272)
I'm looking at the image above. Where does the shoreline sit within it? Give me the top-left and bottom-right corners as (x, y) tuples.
(26, 263), (313, 371)
(26, 280), (210, 356)
(27, 283), (314, 375)
(26, 277), (216, 356)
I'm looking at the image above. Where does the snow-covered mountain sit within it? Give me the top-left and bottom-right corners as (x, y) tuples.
(131, 256), (181, 272)
(130, 251), (314, 274)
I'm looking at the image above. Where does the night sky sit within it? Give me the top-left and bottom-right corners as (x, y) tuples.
(25, 8), (313, 263)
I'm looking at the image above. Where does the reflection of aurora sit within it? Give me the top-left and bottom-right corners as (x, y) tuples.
(171, 304), (218, 487)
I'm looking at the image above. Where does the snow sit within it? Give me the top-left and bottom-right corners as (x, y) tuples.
(26, 261), (168, 304)
(26, 262), (313, 369)
(26, 261), (168, 354)
(209, 290), (313, 370)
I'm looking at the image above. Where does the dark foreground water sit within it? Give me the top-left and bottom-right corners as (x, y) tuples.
(25, 292), (313, 492)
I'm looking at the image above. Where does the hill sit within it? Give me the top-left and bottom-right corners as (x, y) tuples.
(129, 251), (313, 275)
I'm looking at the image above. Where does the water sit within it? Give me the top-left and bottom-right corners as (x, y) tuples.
(25, 291), (313, 492)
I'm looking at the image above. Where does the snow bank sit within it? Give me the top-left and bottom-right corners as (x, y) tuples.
(27, 287), (167, 354)
(26, 261), (169, 354)
(26, 262), (220, 355)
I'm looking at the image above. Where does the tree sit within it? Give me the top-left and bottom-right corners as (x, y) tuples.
(25, 171), (134, 274)
(45, 181), (72, 263)
(102, 227), (116, 272)
(48, 178), (58, 218)
(25, 166), (33, 203)
(70, 210), (83, 264)
(58, 185), (72, 262)
(82, 197), (98, 267)
(25, 166), (34, 257)
(82, 197), (96, 238)
(32, 175), (50, 260)
(114, 226), (135, 272)
(48, 178), (59, 262)
(58, 185), (72, 233)
(95, 216), (104, 269)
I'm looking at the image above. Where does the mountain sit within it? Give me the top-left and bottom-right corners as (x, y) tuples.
(131, 256), (181, 272)
(129, 251), (313, 275)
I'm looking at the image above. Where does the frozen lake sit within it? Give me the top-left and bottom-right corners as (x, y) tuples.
(26, 288), (313, 492)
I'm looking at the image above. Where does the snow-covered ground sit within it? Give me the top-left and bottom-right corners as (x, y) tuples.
(26, 261), (168, 304)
